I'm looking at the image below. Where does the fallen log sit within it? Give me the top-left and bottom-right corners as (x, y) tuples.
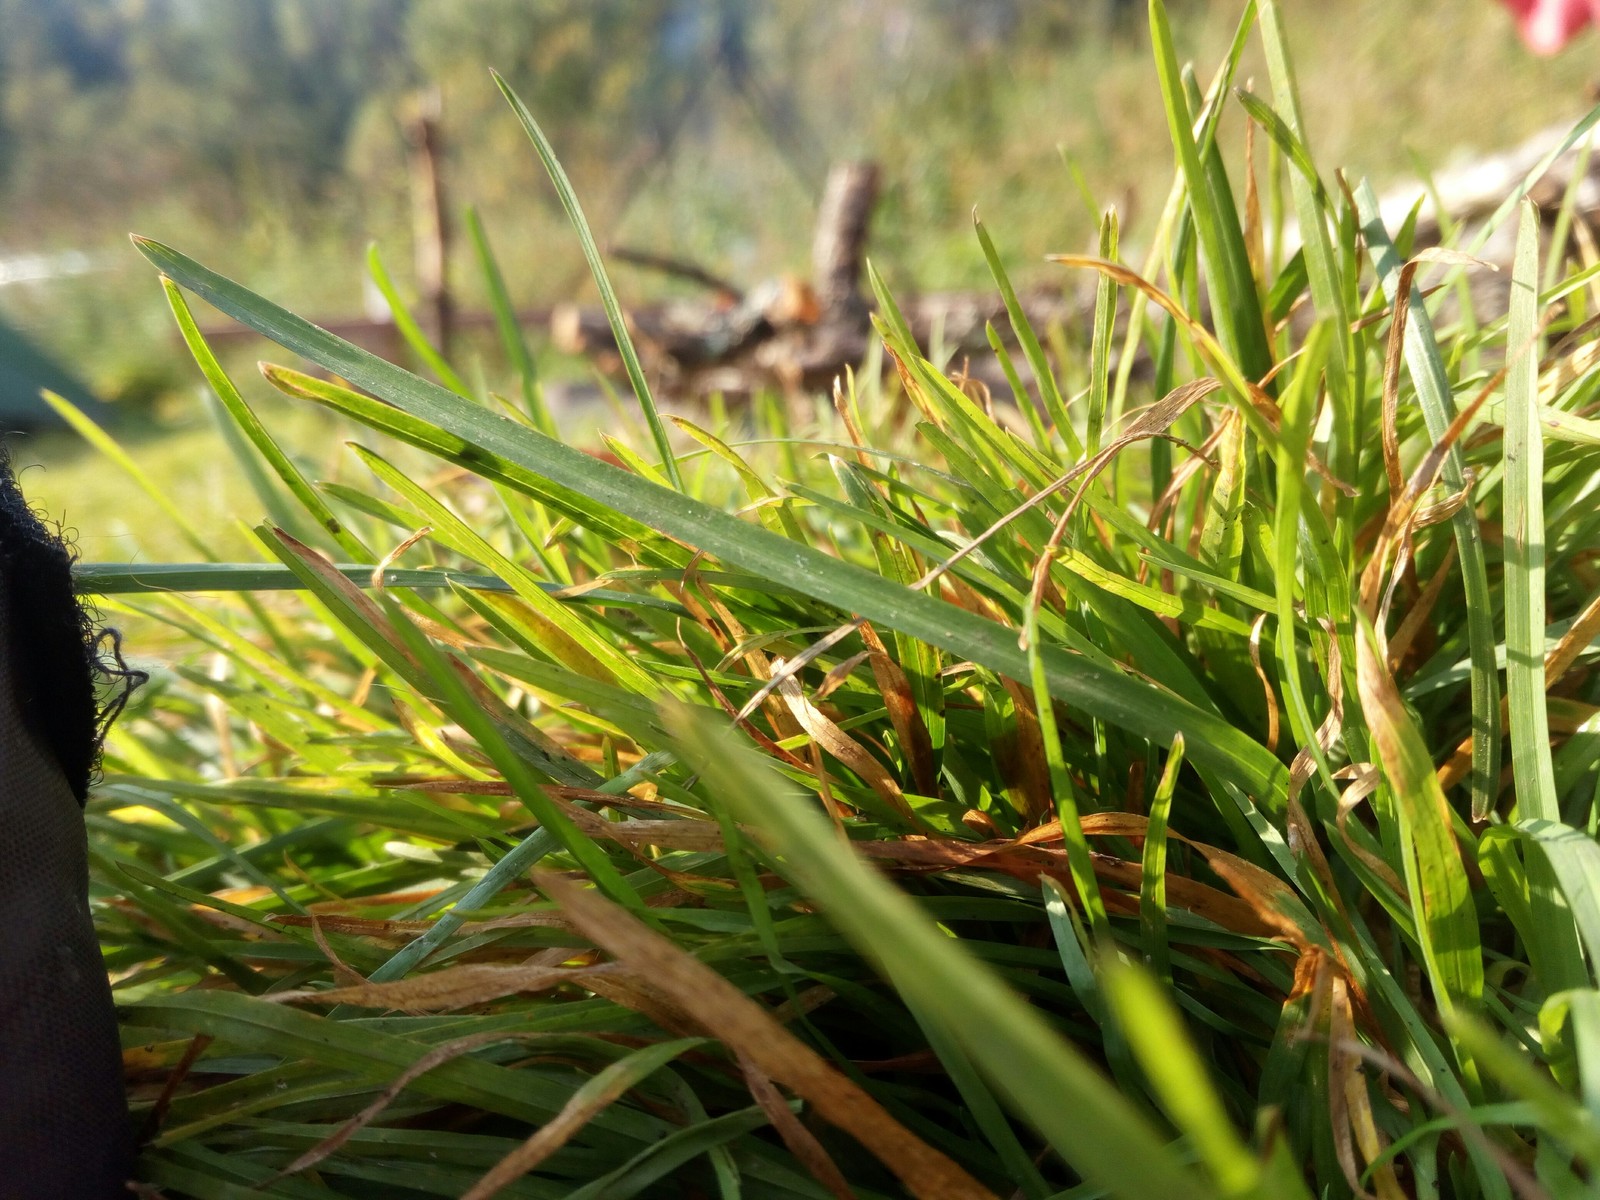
(554, 158), (1091, 399)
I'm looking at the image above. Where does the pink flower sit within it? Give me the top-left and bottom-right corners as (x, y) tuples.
(1502, 0), (1600, 53)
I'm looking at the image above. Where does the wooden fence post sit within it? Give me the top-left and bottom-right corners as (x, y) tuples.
(405, 87), (453, 360)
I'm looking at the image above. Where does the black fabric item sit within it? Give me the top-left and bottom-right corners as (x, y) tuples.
(0, 452), (133, 1198)
(0, 454), (103, 803)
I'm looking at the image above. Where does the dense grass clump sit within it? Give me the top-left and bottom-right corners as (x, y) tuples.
(74, 3), (1600, 1197)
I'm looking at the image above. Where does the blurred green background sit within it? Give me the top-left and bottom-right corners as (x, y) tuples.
(0, 0), (1593, 559)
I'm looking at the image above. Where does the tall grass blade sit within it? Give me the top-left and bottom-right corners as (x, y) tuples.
(134, 236), (1289, 802)
(465, 205), (553, 434)
(489, 71), (682, 489)
(1354, 181), (1502, 821)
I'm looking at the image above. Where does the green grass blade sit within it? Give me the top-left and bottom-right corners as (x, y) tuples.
(1148, 0), (1270, 386)
(161, 277), (372, 560)
(1505, 203), (1589, 996)
(465, 205), (552, 434)
(667, 706), (1216, 1200)
(1519, 819), (1600, 984)
(490, 71), (681, 490)
(1445, 1008), (1600, 1169)
(1505, 200), (1560, 823)
(1141, 735), (1183, 984)
(134, 237), (1289, 804)
(1088, 210), (1118, 456)
(972, 216), (1080, 454)
(1356, 616), (1485, 1027)
(1354, 181), (1502, 822)
(349, 443), (659, 693)
(257, 362), (673, 556)
(72, 561), (662, 604)
(365, 242), (472, 398)
(1254, 3), (1356, 502)
(1104, 961), (1305, 1200)
(1271, 321), (1337, 792)
(42, 390), (219, 561)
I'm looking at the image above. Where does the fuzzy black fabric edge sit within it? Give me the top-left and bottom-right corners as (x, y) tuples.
(0, 448), (143, 803)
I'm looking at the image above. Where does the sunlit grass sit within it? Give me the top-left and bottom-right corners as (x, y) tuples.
(61, 3), (1600, 1197)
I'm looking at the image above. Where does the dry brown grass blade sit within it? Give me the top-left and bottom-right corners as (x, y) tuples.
(860, 621), (939, 797)
(736, 378), (1221, 722)
(1333, 764), (1409, 900)
(274, 526), (481, 652)
(1328, 974), (1406, 1200)
(1358, 369), (1498, 622)
(554, 808), (728, 854)
(1021, 817), (1287, 937)
(1043, 810), (1322, 952)
(1322, 1039), (1552, 1200)
(309, 913), (368, 989)
(933, 378), (1221, 621)
(851, 831), (1269, 933)
(816, 649), (872, 700)
(734, 620), (864, 728)
(683, 557), (808, 747)
(1183, 847), (1318, 951)
(1540, 334), (1600, 408)
(1074, 811), (1312, 940)
(1243, 107), (1265, 291)
(834, 371), (876, 471)
(1324, 970), (1376, 1200)
(1387, 542), (1457, 674)
(773, 656), (915, 823)
(1147, 413), (1230, 536)
(1089, 854), (1278, 937)
(369, 525), (434, 589)
(270, 960), (624, 1012)
(683, 636), (814, 773)
(275, 904), (583, 943)
(998, 677), (1052, 823)
(461, 1037), (700, 1200)
(1570, 218), (1600, 321)
(536, 870), (999, 1200)
(739, 1053), (854, 1200)
(1049, 255), (1277, 419)
(1248, 612), (1280, 754)
(1379, 260), (1417, 503)
(141, 1034), (213, 1144)
(262, 1031), (541, 1190)
(1546, 587), (1600, 683)
(270, 911), (468, 940)
(271, 528), (428, 664)
(1023, 379), (1223, 630)
(1287, 620), (1344, 810)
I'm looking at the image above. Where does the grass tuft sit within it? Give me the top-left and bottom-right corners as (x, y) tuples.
(66, 12), (1600, 1199)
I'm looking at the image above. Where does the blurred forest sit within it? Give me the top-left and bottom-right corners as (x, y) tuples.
(0, 0), (1595, 406)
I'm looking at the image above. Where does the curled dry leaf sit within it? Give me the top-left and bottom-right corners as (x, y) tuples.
(1331, 764), (1409, 902)
(1328, 975), (1407, 1200)
(773, 656), (915, 823)
(859, 621), (939, 797)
